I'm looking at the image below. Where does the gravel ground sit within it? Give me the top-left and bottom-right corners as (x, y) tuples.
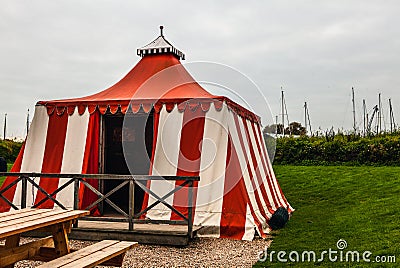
(9, 237), (271, 268)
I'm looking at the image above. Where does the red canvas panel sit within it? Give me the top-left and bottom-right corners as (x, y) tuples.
(0, 143), (26, 212)
(80, 111), (100, 215)
(170, 108), (205, 221)
(140, 109), (160, 218)
(34, 112), (69, 208)
(220, 135), (247, 239)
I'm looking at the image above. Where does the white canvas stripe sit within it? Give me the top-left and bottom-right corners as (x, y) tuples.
(147, 105), (183, 220)
(242, 203), (256, 241)
(55, 111), (90, 209)
(227, 111), (264, 226)
(246, 120), (277, 212)
(13, 106), (49, 208)
(194, 103), (229, 228)
(239, 118), (272, 219)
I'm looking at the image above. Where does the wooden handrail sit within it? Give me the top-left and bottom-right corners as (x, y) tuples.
(0, 172), (200, 181)
(0, 172), (198, 238)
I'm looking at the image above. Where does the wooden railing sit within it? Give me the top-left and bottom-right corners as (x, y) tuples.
(0, 173), (199, 238)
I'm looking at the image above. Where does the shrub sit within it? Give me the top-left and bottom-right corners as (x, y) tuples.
(273, 133), (400, 166)
(0, 140), (23, 163)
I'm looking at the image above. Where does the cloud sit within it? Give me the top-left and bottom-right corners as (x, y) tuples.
(0, 1), (400, 137)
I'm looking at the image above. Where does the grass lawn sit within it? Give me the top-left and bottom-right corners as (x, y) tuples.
(254, 165), (400, 267)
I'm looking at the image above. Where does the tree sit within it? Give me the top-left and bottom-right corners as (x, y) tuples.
(285, 122), (306, 136)
(263, 124), (284, 134)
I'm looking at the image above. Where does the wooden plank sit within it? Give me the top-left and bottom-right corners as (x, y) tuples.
(30, 247), (125, 267)
(0, 209), (53, 224)
(37, 240), (120, 268)
(0, 210), (89, 239)
(0, 209), (62, 227)
(1, 209), (81, 227)
(69, 228), (189, 246)
(76, 221), (199, 235)
(0, 236), (53, 267)
(3, 234), (20, 268)
(51, 222), (70, 256)
(0, 208), (33, 218)
(61, 241), (137, 268)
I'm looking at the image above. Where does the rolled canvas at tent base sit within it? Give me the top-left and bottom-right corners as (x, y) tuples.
(0, 29), (293, 240)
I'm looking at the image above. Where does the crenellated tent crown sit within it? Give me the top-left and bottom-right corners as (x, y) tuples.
(137, 26), (185, 60)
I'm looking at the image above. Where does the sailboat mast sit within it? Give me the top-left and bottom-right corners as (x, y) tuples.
(281, 88), (285, 135)
(352, 87), (356, 133)
(26, 109), (30, 136)
(3, 113), (6, 140)
(378, 93), (382, 133)
(304, 102), (307, 134)
(389, 98), (396, 132)
(362, 99), (366, 136)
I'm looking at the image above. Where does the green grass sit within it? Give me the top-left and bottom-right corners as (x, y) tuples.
(254, 165), (400, 267)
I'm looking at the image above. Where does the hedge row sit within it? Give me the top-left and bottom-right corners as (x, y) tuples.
(274, 133), (400, 166)
(2, 134), (400, 166)
(0, 140), (23, 163)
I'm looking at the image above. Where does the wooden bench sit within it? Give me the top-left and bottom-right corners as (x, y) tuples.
(0, 209), (90, 268)
(37, 240), (137, 268)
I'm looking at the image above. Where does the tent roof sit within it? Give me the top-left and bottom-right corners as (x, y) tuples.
(38, 28), (260, 122)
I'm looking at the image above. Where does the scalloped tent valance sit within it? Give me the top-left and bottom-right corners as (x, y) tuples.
(41, 97), (260, 123)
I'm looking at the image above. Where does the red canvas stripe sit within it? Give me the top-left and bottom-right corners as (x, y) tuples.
(34, 112), (69, 208)
(0, 143), (26, 212)
(80, 111), (100, 215)
(232, 113), (268, 221)
(250, 122), (280, 211)
(255, 124), (291, 210)
(170, 108), (205, 221)
(220, 135), (247, 239)
(242, 118), (275, 215)
(220, 134), (265, 239)
(140, 110), (160, 218)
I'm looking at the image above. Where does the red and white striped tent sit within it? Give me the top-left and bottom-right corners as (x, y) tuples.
(0, 28), (292, 240)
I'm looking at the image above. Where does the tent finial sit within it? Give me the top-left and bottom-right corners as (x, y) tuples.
(160, 25), (164, 37)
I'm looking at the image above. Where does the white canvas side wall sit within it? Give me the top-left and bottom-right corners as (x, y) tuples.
(147, 105), (183, 220)
(194, 103), (229, 235)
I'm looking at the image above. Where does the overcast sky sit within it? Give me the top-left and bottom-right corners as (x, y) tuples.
(1, 1), (400, 138)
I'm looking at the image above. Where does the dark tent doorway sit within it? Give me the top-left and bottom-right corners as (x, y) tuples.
(103, 111), (153, 215)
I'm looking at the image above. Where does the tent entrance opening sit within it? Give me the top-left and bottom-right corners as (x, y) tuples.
(103, 112), (153, 215)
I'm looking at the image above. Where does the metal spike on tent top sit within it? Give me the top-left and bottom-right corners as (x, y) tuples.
(160, 25), (164, 37)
